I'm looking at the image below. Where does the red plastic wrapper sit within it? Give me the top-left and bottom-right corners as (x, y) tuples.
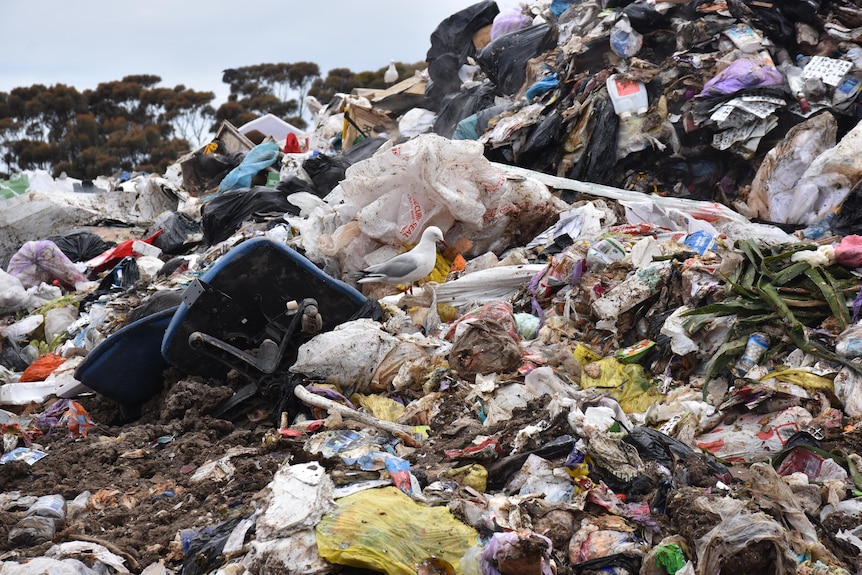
(444, 438), (503, 459)
(85, 229), (163, 274)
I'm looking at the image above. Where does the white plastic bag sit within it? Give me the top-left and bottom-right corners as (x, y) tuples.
(398, 108), (437, 138)
(0, 268), (28, 314)
(340, 134), (498, 245)
(757, 112), (862, 224)
(289, 319), (399, 396)
(833, 366), (862, 416)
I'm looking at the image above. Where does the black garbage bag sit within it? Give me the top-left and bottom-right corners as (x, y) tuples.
(303, 153), (352, 195)
(341, 135), (388, 163)
(181, 518), (245, 575)
(201, 186), (301, 245)
(426, 53), (466, 112)
(625, 426), (732, 483)
(181, 151), (242, 196)
(567, 96), (619, 185)
(571, 553), (642, 575)
(127, 290), (185, 324)
(96, 256), (140, 293)
(433, 82), (499, 138)
(147, 212), (203, 255)
(831, 179), (862, 236)
(0, 337), (30, 372)
(425, 0), (499, 110)
(47, 230), (115, 263)
(622, 2), (677, 33)
(727, 0), (819, 44)
(427, 0), (498, 64)
(475, 23), (557, 97)
(275, 174), (319, 196)
(517, 109), (564, 169)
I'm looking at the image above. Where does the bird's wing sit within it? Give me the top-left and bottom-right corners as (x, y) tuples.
(362, 253), (420, 279)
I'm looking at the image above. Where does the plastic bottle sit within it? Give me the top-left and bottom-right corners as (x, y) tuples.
(784, 65), (811, 113)
(723, 22), (763, 53)
(606, 74), (649, 116)
(774, 47), (811, 113)
(732, 333), (770, 378)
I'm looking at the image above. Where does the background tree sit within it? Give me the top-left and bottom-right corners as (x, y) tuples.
(217, 62), (318, 132)
(308, 67), (359, 109)
(286, 61), (321, 119)
(0, 58), (429, 180)
(161, 86), (216, 149)
(0, 75), (215, 179)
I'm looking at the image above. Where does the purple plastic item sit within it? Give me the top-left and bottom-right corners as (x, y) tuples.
(6, 240), (86, 290)
(490, 8), (532, 41)
(699, 58), (783, 98)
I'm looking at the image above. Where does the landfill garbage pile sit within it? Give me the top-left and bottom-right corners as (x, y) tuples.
(3, 2), (862, 575)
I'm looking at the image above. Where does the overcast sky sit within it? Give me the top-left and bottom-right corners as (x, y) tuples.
(1, 0), (518, 106)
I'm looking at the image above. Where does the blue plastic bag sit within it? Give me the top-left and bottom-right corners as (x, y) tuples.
(217, 141), (281, 193)
(525, 73), (558, 101)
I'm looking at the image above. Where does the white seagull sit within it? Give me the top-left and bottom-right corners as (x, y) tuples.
(384, 61), (398, 85)
(358, 226), (445, 291)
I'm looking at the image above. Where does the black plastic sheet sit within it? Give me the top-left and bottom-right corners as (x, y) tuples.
(475, 23), (558, 97)
(47, 230), (115, 263)
(201, 187), (301, 245)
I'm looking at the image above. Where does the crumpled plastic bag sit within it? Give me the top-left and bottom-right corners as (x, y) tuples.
(694, 405), (813, 463)
(698, 58), (783, 98)
(747, 112), (837, 222)
(449, 318), (522, 379)
(0, 268), (28, 313)
(217, 141), (281, 193)
(580, 358), (659, 414)
(832, 366), (862, 416)
(7, 240), (87, 290)
(310, 137), (565, 280)
(693, 494), (801, 575)
(834, 234), (862, 268)
(371, 341), (429, 392)
(290, 319), (399, 397)
(20, 353), (66, 383)
(482, 530), (555, 575)
(755, 111), (862, 225)
(254, 462), (335, 541)
(340, 134), (503, 245)
(315, 486), (477, 575)
(490, 7), (532, 41)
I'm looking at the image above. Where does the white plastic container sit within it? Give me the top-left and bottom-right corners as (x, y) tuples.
(606, 74), (649, 116)
(0, 381), (56, 406)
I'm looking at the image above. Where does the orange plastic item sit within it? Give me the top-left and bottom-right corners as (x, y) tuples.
(19, 353), (66, 382)
(67, 400), (94, 438)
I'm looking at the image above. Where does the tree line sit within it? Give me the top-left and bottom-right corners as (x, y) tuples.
(0, 60), (424, 180)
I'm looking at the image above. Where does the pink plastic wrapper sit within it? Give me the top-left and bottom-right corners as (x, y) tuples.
(7, 240), (86, 290)
(835, 234), (862, 268)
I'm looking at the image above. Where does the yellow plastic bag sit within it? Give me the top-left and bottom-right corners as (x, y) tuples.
(316, 486), (477, 575)
(580, 357), (659, 413)
(574, 343), (603, 365)
(351, 393), (406, 422)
